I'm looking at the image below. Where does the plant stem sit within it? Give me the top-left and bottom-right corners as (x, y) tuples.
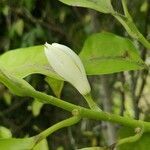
(121, 0), (132, 20)
(36, 116), (81, 141)
(113, 2), (150, 50)
(31, 90), (79, 112)
(116, 127), (144, 148)
(83, 93), (102, 111)
(30, 90), (150, 132)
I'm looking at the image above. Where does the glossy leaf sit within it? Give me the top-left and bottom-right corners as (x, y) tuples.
(0, 45), (61, 80)
(0, 46), (63, 98)
(80, 32), (146, 75)
(59, 0), (114, 14)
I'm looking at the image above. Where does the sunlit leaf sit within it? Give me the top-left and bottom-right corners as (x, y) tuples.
(0, 46), (61, 80)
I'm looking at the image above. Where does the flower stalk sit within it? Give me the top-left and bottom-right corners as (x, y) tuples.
(83, 93), (101, 111)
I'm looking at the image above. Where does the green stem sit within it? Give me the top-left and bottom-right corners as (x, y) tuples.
(30, 90), (150, 132)
(113, 2), (150, 50)
(36, 116), (80, 141)
(83, 93), (102, 111)
(31, 90), (79, 112)
(116, 127), (144, 147)
(121, 0), (132, 20)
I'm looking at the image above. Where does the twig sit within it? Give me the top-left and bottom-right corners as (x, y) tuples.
(29, 90), (150, 132)
(116, 127), (144, 148)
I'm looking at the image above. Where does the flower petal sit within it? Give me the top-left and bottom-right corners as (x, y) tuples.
(52, 43), (86, 76)
(44, 42), (91, 95)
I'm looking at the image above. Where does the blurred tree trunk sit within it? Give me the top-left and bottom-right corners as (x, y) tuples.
(100, 75), (116, 145)
(89, 10), (116, 145)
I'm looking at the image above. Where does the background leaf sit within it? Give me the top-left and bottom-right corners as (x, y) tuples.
(79, 32), (146, 75)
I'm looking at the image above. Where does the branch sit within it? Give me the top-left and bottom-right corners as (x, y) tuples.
(113, 2), (150, 50)
(115, 127), (144, 148)
(35, 116), (81, 142)
(1, 68), (150, 133)
(29, 116), (81, 149)
(121, 0), (132, 20)
(30, 90), (150, 132)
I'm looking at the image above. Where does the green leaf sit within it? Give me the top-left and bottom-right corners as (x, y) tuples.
(0, 45), (61, 80)
(0, 126), (12, 139)
(79, 32), (146, 75)
(0, 45), (64, 98)
(32, 99), (44, 117)
(45, 77), (64, 98)
(0, 137), (36, 150)
(59, 0), (114, 14)
(0, 32), (146, 82)
(33, 139), (49, 150)
(117, 127), (150, 150)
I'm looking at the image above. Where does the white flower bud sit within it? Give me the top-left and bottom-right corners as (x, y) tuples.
(44, 42), (91, 95)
